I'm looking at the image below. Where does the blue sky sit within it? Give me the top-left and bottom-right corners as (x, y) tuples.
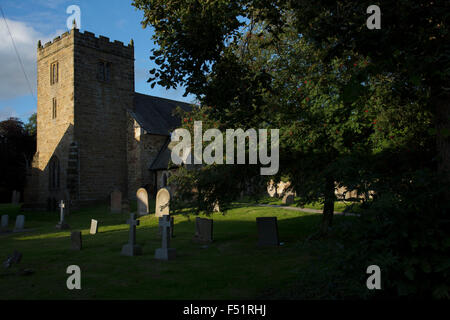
(0, 0), (196, 122)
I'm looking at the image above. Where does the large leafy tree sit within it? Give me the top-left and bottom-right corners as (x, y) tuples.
(133, 0), (448, 297)
(0, 117), (36, 202)
(133, 0), (439, 225)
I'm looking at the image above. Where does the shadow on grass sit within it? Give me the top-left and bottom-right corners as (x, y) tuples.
(0, 204), (358, 299)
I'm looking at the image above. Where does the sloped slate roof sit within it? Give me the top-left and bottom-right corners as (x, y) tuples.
(130, 92), (192, 136)
(149, 138), (172, 170)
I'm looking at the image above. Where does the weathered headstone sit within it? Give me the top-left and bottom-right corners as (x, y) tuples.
(256, 217), (279, 246)
(155, 188), (170, 217)
(110, 189), (122, 214)
(193, 217), (213, 243)
(121, 213), (142, 256)
(136, 188), (149, 216)
(71, 231), (82, 250)
(1, 215), (8, 229)
(13, 215), (25, 232)
(155, 215), (176, 260)
(56, 200), (70, 230)
(282, 193), (294, 205)
(158, 216), (174, 238)
(90, 219), (98, 235)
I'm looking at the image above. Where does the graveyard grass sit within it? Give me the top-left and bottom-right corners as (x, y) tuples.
(0, 201), (356, 300)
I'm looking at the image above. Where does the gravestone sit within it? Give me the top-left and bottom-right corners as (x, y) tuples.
(256, 217), (279, 246)
(11, 190), (20, 204)
(90, 219), (98, 235)
(71, 231), (82, 250)
(193, 217), (213, 243)
(158, 216), (174, 238)
(110, 189), (122, 214)
(155, 188), (170, 217)
(282, 193), (294, 205)
(3, 250), (22, 269)
(1, 215), (8, 229)
(213, 201), (220, 213)
(121, 213), (142, 256)
(155, 215), (176, 260)
(13, 215), (25, 232)
(56, 200), (70, 230)
(136, 188), (149, 216)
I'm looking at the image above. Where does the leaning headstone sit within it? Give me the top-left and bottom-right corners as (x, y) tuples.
(136, 188), (149, 216)
(71, 231), (82, 250)
(193, 217), (213, 243)
(110, 189), (122, 214)
(90, 219), (98, 235)
(1, 215), (8, 229)
(256, 217), (279, 246)
(155, 215), (176, 260)
(3, 250), (22, 269)
(282, 193), (294, 205)
(155, 188), (170, 217)
(13, 215), (25, 232)
(121, 213), (142, 256)
(56, 200), (70, 230)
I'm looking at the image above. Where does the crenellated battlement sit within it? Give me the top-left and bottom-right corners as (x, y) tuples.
(38, 28), (134, 60)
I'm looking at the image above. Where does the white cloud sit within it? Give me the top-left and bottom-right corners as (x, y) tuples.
(0, 18), (62, 100)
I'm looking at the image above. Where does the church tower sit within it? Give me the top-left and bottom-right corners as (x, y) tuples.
(26, 26), (134, 210)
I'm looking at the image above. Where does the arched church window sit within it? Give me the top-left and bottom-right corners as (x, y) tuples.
(49, 156), (60, 190)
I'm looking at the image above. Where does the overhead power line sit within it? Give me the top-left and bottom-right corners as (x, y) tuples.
(0, 5), (37, 103)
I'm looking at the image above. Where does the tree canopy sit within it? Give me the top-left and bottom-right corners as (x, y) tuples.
(133, 0), (449, 298)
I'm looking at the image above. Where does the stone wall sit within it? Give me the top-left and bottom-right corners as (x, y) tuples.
(73, 29), (134, 204)
(26, 28), (135, 208)
(126, 115), (168, 199)
(29, 30), (76, 207)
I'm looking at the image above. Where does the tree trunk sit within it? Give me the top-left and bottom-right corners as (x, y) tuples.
(321, 177), (335, 234)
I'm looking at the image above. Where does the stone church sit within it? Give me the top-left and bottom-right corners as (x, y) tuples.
(23, 26), (191, 211)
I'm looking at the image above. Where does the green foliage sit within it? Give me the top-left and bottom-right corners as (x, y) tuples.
(334, 169), (450, 299)
(0, 117), (36, 202)
(24, 113), (37, 136)
(133, 0), (449, 298)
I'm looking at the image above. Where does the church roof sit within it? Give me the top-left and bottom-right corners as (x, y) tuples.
(149, 138), (173, 170)
(130, 92), (192, 136)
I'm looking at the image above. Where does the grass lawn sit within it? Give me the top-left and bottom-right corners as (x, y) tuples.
(257, 197), (362, 212)
(0, 202), (353, 300)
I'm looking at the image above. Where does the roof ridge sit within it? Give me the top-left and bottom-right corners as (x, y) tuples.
(134, 92), (192, 107)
